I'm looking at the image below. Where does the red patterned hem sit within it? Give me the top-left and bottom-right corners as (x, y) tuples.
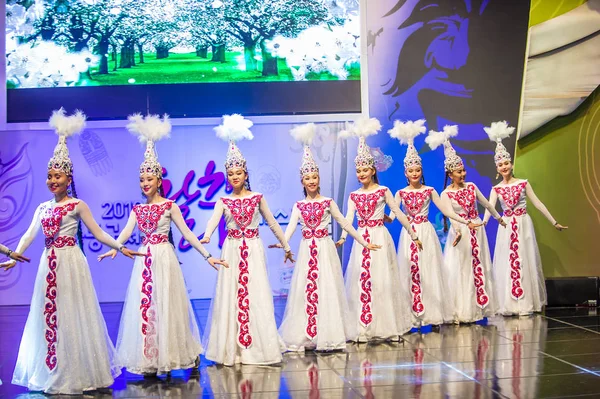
(140, 246), (158, 360)
(359, 229), (373, 326)
(237, 238), (252, 349)
(44, 248), (58, 371)
(469, 228), (489, 309)
(305, 238), (319, 339)
(509, 217), (524, 300)
(410, 226), (424, 317)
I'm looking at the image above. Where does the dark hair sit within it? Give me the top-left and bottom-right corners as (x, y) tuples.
(70, 176), (85, 254)
(158, 184), (176, 247)
(245, 172), (252, 191)
(442, 171), (450, 233)
(373, 171), (379, 185)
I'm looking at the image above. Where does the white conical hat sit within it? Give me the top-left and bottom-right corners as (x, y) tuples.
(339, 116), (382, 168)
(484, 120), (515, 165)
(290, 123), (319, 177)
(127, 113), (172, 178)
(214, 114), (254, 171)
(425, 125), (464, 172)
(388, 119), (426, 169)
(48, 108), (86, 176)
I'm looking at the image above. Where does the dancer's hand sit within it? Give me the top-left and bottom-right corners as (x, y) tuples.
(412, 238), (423, 251)
(284, 250), (295, 264)
(497, 217), (507, 228)
(98, 249), (118, 262)
(452, 232), (462, 247)
(467, 222), (482, 230)
(207, 257), (228, 270)
(120, 247), (146, 259)
(366, 243), (381, 251)
(9, 251), (30, 263)
(383, 215), (393, 224)
(555, 223), (568, 231)
(268, 243), (283, 249)
(200, 237), (210, 244)
(335, 238), (345, 247)
(1, 260), (17, 271)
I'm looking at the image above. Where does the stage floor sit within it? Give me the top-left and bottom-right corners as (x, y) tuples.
(1, 300), (599, 398)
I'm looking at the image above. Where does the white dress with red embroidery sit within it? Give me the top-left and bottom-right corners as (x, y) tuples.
(114, 201), (206, 374)
(11, 199), (122, 394)
(441, 183), (501, 323)
(483, 180), (552, 315)
(341, 186), (417, 341)
(202, 193), (290, 365)
(279, 197), (369, 352)
(393, 186), (467, 327)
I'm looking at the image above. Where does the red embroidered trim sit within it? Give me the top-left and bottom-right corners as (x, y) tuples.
(41, 202), (79, 238)
(351, 189), (386, 226)
(446, 185), (478, 220)
(222, 195), (263, 350)
(359, 228), (373, 326)
(237, 237), (252, 349)
(302, 229), (329, 239)
(409, 216), (429, 224)
(305, 238), (319, 339)
(399, 189), (432, 217)
(494, 181), (527, 210)
(134, 202), (173, 236)
(297, 200), (330, 230)
(142, 233), (169, 246)
(227, 228), (259, 239)
(469, 227), (489, 308)
(509, 217), (524, 300)
(410, 225), (424, 316)
(358, 219), (384, 228)
(44, 248), (58, 371)
(45, 236), (76, 249)
(504, 208), (526, 217)
(140, 246), (158, 360)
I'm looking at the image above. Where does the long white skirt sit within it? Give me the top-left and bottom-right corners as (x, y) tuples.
(204, 237), (282, 366)
(116, 242), (202, 374)
(443, 219), (498, 323)
(12, 246), (120, 394)
(344, 225), (412, 341)
(397, 222), (452, 327)
(493, 214), (547, 315)
(279, 236), (353, 351)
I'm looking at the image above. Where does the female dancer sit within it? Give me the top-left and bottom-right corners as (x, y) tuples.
(387, 120), (475, 331)
(0, 243), (30, 263)
(97, 114), (228, 376)
(200, 114), (294, 365)
(337, 117), (423, 342)
(426, 125), (506, 324)
(1, 109), (142, 394)
(483, 121), (567, 316)
(272, 123), (380, 352)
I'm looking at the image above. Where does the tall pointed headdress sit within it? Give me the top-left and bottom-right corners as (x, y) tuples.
(388, 119), (426, 169)
(339, 116), (382, 169)
(484, 121), (515, 165)
(290, 123), (319, 177)
(214, 114), (253, 171)
(127, 113), (172, 178)
(48, 108), (86, 176)
(425, 125), (463, 172)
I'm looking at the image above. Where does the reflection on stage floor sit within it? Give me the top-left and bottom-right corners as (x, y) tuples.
(1, 299), (599, 398)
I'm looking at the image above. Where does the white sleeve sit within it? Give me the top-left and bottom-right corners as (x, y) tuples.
(0, 243), (9, 255)
(525, 182), (557, 225)
(171, 203), (211, 259)
(115, 210), (137, 245)
(339, 197), (356, 241)
(474, 185), (501, 220)
(431, 190), (468, 225)
(14, 204), (43, 254)
(203, 199), (225, 239)
(77, 201), (122, 250)
(259, 197), (291, 252)
(384, 188), (417, 240)
(441, 191), (462, 232)
(284, 205), (300, 244)
(482, 189), (499, 224)
(330, 201), (369, 247)
(386, 191), (401, 222)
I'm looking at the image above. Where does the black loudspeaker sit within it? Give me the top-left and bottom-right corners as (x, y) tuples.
(545, 277), (600, 307)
